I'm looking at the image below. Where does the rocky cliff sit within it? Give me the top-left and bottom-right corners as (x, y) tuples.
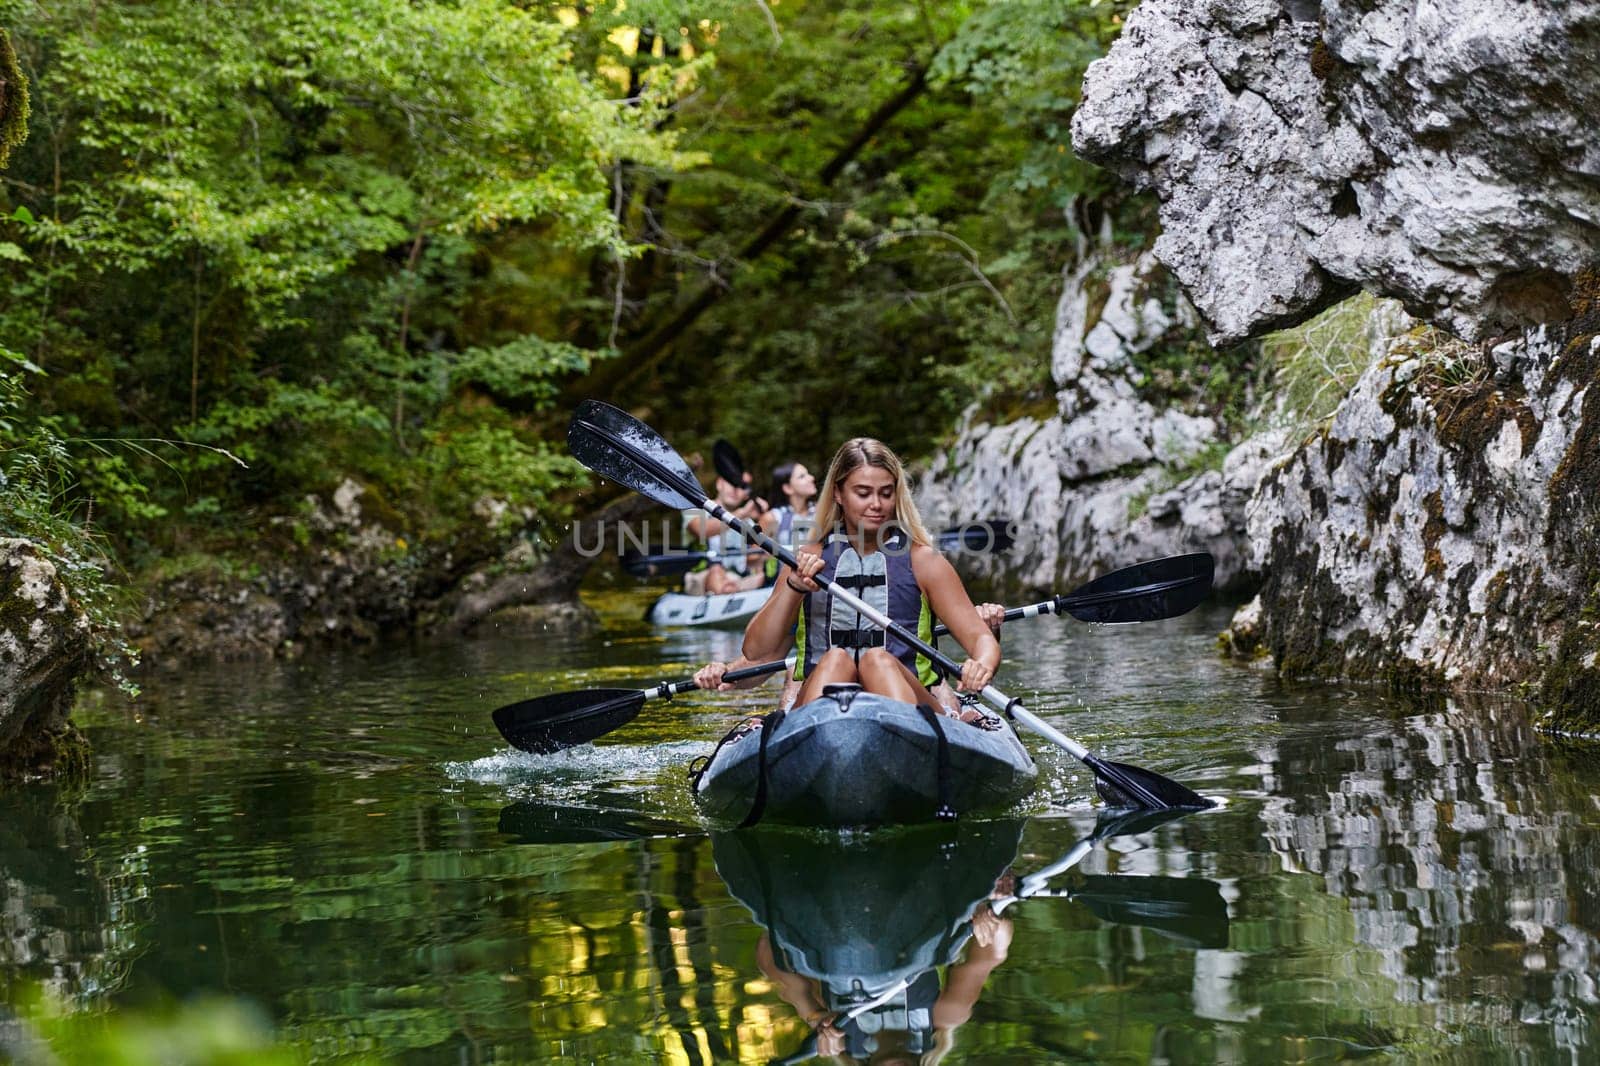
(919, 235), (1276, 597)
(0, 539), (90, 779)
(1225, 287), (1600, 729)
(931, 0), (1600, 726)
(1070, 0), (1600, 347)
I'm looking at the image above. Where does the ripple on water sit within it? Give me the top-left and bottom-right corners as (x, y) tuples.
(444, 739), (710, 788)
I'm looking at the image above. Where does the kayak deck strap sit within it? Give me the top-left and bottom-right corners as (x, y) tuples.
(915, 702), (958, 822)
(737, 708), (788, 828)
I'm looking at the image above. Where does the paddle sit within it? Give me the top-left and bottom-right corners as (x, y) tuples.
(494, 554), (1211, 753)
(567, 399), (1212, 812)
(492, 657), (797, 754)
(713, 438), (752, 491)
(620, 519), (1018, 578)
(961, 552), (1212, 626)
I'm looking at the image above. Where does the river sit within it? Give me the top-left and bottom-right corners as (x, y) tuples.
(3, 589), (1598, 1063)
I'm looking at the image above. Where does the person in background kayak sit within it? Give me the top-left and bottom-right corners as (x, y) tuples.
(760, 460), (817, 585)
(700, 437), (1001, 717)
(684, 473), (768, 595)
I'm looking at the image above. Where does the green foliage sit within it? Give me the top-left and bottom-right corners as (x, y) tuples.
(6, 984), (381, 1065)
(0, 0), (698, 566)
(1264, 293), (1387, 438)
(0, 367), (140, 693)
(452, 336), (607, 407)
(555, 0), (1135, 465)
(931, 0), (1132, 209)
(1, 0), (1152, 632)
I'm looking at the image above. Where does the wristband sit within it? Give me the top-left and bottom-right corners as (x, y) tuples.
(786, 577), (810, 594)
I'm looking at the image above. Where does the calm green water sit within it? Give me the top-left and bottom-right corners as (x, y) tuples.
(5, 591), (1600, 1063)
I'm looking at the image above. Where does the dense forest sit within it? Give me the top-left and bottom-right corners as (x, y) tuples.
(1, 0), (1160, 655)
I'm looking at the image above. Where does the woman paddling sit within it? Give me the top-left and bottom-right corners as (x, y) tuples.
(683, 473), (768, 595)
(759, 459), (817, 585)
(761, 460), (817, 544)
(700, 437), (1000, 715)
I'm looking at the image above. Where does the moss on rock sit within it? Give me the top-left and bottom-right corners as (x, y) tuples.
(0, 721), (90, 783)
(0, 27), (30, 169)
(1538, 620), (1600, 734)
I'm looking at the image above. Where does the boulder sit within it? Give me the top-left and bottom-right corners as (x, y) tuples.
(0, 539), (91, 778)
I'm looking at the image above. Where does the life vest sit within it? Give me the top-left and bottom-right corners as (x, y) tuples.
(763, 505), (811, 582)
(684, 509), (750, 576)
(794, 529), (936, 687)
(828, 971), (940, 1059)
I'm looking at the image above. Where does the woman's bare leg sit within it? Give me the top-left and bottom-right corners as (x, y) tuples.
(792, 648), (861, 706)
(857, 647), (942, 707)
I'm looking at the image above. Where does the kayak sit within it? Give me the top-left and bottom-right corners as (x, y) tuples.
(645, 585), (774, 626)
(692, 686), (1038, 827)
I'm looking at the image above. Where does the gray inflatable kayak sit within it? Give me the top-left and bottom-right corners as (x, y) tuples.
(645, 585), (773, 626)
(691, 686), (1038, 827)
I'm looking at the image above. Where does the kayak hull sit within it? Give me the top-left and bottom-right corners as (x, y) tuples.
(646, 586), (774, 627)
(693, 690), (1038, 827)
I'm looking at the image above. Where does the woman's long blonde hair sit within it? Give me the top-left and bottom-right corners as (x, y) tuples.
(808, 438), (933, 548)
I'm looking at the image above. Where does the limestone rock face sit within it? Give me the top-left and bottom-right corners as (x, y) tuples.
(920, 248), (1279, 595)
(1228, 303), (1600, 726)
(0, 538), (92, 774)
(1072, 0), (1600, 345)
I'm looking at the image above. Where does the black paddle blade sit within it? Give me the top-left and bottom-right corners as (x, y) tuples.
(937, 519), (1015, 554)
(1074, 874), (1230, 949)
(568, 400), (704, 511)
(1057, 552), (1214, 623)
(712, 438), (748, 486)
(491, 687), (646, 754)
(1087, 754), (1213, 811)
(620, 551), (701, 578)
(497, 801), (697, 844)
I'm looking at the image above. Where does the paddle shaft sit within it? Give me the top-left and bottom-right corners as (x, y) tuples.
(644, 656), (793, 701)
(626, 577), (1204, 692)
(629, 523), (1011, 570)
(701, 500), (1091, 761)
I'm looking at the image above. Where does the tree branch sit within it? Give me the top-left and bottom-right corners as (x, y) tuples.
(569, 62), (931, 400)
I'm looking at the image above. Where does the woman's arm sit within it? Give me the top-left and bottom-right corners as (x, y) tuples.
(911, 544), (1001, 693)
(739, 545), (820, 661)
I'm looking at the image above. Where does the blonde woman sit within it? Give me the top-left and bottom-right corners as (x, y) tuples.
(699, 438), (999, 714)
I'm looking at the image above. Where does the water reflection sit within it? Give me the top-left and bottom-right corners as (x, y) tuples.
(714, 811), (1225, 1063)
(4, 607), (1600, 1062)
(0, 785), (144, 1004)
